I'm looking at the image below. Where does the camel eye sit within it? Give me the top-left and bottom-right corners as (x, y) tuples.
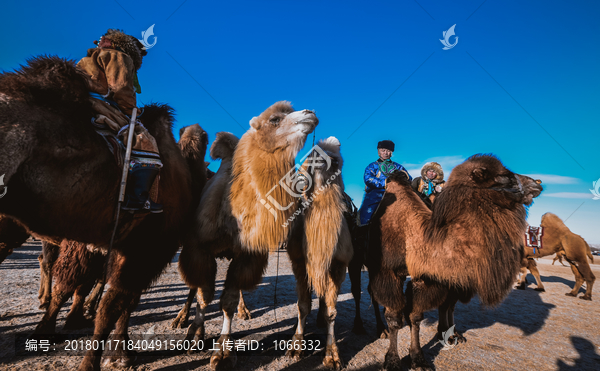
(270, 116), (282, 124)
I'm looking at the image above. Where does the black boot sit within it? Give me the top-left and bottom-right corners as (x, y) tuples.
(121, 167), (163, 213)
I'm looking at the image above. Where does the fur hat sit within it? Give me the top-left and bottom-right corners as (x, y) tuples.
(377, 140), (395, 152)
(420, 162), (444, 182)
(102, 29), (147, 71)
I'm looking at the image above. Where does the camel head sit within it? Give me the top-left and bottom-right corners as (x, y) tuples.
(248, 101), (318, 156)
(210, 132), (239, 161)
(302, 137), (344, 191)
(447, 154), (543, 206)
(179, 124), (209, 158)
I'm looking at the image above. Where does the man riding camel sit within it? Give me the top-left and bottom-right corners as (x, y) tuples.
(77, 28), (162, 213)
(357, 140), (411, 226)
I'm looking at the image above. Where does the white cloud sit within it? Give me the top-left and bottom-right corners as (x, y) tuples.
(523, 174), (580, 184)
(543, 192), (594, 199)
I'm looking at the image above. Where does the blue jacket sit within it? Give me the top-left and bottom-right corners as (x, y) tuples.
(358, 159), (411, 225)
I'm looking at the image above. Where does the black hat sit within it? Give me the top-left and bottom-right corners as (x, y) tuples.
(377, 140), (395, 152)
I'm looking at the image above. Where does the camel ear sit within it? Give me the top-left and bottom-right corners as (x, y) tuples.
(471, 167), (488, 183)
(249, 116), (260, 129)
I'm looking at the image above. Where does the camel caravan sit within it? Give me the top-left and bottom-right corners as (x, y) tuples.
(0, 28), (595, 371)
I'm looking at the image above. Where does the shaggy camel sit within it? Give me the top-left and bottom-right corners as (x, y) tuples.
(180, 102), (351, 369)
(366, 155), (543, 370)
(34, 123), (209, 339)
(0, 56), (207, 370)
(516, 212), (595, 300)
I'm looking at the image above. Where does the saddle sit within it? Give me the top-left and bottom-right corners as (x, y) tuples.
(525, 226), (544, 252)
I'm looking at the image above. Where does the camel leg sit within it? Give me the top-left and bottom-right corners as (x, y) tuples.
(237, 290), (252, 320)
(83, 279), (105, 319)
(573, 261), (595, 301)
(33, 282), (73, 335)
(437, 292), (465, 345)
(38, 242), (60, 310)
(316, 297), (327, 328)
(63, 281), (96, 330)
(101, 292), (141, 368)
(527, 260), (546, 292)
(405, 280), (432, 371)
(566, 262), (585, 297)
(77, 285), (137, 371)
(515, 265), (528, 290)
(172, 288), (197, 329)
(321, 259), (346, 370)
(286, 254), (312, 360)
(210, 252), (268, 370)
(382, 307), (403, 371)
(348, 255), (366, 334)
(185, 286), (213, 348)
(369, 281), (388, 339)
(184, 256), (217, 344)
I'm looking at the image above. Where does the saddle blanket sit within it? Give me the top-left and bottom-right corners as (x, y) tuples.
(525, 226), (544, 249)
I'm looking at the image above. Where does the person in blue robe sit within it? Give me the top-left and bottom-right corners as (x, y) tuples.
(358, 140), (411, 226)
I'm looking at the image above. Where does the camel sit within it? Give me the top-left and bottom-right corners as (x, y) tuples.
(516, 212), (595, 300)
(180, 102), (351, 369)
(366, 154), (543, 370)
(552, 250), (567, 266)
(0, 56), (207, 370)
(34, 123), (209, 339)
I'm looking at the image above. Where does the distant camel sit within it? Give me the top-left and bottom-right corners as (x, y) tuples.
(517, 213), (595, 300)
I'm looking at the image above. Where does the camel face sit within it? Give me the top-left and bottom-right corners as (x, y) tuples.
(249, 101), (318, 152)
(447, 154), (542, 205)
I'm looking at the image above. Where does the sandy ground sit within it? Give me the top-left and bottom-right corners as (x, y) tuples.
(0, 240), (599, 370)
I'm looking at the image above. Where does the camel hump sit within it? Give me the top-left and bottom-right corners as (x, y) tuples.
(210, 132), (239, 160)
(0, 55), (91, 115)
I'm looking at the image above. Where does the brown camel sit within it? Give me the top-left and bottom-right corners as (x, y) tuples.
(366, 154), (543, 370)
(181, 102), (351, 369)
(552, 250), (567, 266)
(34, 123), (209, 341)
(516, 212), (595, 300)
(0, 56), (207, 371)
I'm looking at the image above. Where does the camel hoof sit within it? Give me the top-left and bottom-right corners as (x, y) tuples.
(409, 352), (433, 371)
(185, 323), (205, 353)
(383, 352), (402, 371)
(102, 354), (136, 368)
(323, 344), (343, 370)
(579, 295), (592, 301)
(515, 284), (526, 290)
(285, 334), (304, 360)
(171, 313), (188, 329)
(534, 288), (545, 292)
(451, 332), (467, 344)
(237, 307), (252, 321)
(565, 292), (577, 297)
(210, 335), (237, 370)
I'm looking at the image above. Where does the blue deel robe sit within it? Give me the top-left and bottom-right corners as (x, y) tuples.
(358, 159), (411, 225)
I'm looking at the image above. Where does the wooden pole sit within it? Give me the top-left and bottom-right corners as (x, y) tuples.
(118, 108), (137, 203)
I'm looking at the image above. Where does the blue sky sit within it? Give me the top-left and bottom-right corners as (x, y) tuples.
(2, 0), (599, 242)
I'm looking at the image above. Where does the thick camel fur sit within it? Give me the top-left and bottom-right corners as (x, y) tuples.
(366, 154), (543, 370)
(517, 212), (595, 300)
(1, 56), (208, 370)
